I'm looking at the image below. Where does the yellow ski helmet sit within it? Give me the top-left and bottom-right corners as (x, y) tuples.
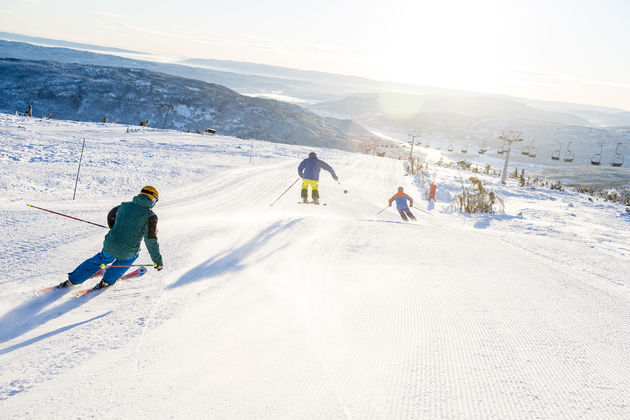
(140, 186), (159, 203)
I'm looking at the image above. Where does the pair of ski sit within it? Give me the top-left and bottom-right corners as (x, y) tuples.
(298, 201), (327, 206)
(36, 266), (147, 297)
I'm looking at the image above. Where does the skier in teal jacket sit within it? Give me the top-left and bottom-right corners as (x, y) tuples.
(57, 186), (164, 290)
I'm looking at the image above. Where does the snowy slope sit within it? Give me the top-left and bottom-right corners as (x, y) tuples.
(1, 113), (629, 419)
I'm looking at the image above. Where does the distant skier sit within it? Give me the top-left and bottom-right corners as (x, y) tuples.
(298, 152), (338, 204)
(56, 186), (164, 290)
(388, 187), (416, 222)
(25, 104), (32, 117)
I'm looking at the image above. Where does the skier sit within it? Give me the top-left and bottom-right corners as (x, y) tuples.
(56, 186), (164, 290)
(298, 152), (338, 204)
(25, 104), (32, 117)
(388, 187), (417, 222)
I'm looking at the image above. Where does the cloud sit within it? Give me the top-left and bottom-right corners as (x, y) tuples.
(509, 70), (630, 90)
(95, 10), (125, 19)
(311, 44), (374, 57)
(0, 9), (16, 15)
(21, 0), (41, 3)
(101, 21), (284, 53)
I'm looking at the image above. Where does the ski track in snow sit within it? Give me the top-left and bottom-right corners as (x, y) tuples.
(0, 114), (629, 418)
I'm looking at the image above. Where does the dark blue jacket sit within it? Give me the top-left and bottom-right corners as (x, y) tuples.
(298, 156), (337, 181)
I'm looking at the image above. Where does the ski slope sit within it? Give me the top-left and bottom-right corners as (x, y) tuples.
(1, 114), (629, 419)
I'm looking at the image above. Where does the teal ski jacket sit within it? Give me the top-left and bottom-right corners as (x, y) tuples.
(103, 194), (163, 266)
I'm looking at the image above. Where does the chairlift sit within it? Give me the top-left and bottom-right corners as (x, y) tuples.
(478, 141), (489, 154)
(521, 145), (530, 156)
(590, 145), (603, 166)
(551, 144), (561, 160)
(527, 140), (536, 158)
(447, 141), (454, 152)
(611, 143), (624, 167)
(528, 146), (537, 158)
(435, 143), (441, 150)
(563, 141), (574, 162)
(461, 143), (468, 153)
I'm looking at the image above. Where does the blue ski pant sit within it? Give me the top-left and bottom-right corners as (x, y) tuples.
(68, 249), (138, 286)
(398, 207), (416, 222)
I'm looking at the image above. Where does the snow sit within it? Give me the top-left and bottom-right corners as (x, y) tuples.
(1, 113), (629, 419)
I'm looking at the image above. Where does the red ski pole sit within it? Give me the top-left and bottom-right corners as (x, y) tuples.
(27, 204), (109, 229)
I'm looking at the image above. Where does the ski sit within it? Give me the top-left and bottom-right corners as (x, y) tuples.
(36, 267), (147, 296)
(297, 201), (327, 206)
(73, 266), (148, 297)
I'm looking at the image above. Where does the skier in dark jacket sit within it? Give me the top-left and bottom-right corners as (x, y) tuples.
(388, 187), (416, 222)
(298, 152), (338, 204)
(57, 186), (164, 290)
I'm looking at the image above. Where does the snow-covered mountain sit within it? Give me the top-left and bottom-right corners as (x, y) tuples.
(1, 113), (629, 418)
(0, 58), (379, 151)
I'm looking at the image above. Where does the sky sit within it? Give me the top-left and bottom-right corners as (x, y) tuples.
(1, 0), (629, 110)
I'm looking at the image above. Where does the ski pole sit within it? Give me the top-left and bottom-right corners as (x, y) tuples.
(337, 180), (348, 194)
(412, 206), (433, 216)
(27, 204), (109, 229)
(270, 177), (301, 207)
(376, 206), (390, 215)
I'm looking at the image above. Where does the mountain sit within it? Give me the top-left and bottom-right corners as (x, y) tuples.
(310, 92), (593, 126)
(0, 58), (379, 151)
(3, 35), (629, 127)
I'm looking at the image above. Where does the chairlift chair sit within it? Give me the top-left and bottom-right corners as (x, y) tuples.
(461, 144), (468, 153)
(447, 142), (454, 152)
(611, 143), (624, 167)
(528, 146), (537, 158)
(563, 141), (575, 162)
(521, 145), (530, 156)
(591, 145), (603, 166)
(551, 147), (560, 160)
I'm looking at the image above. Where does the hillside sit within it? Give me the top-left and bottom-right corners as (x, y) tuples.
(0, 58), (380, 151)
(1, 113), (629, 418)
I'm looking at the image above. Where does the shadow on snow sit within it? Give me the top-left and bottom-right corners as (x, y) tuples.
(0, 311), (111, 356)
(168, 219), (301, 289)
(0, 288), (100, 346)
(470, 213), (523, 229)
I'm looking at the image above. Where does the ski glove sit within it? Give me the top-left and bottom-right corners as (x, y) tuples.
(154, 263), (164, 271)
(333, 176), (339, 181)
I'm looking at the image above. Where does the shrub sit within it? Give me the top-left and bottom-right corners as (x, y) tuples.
(449, 176), (504, 214)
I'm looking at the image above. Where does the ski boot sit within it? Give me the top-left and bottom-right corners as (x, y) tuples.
(311, 190), (320, 205)
(56, 280), (74, 289)
(301, 188), (309, 204)
(92, 280), (111, 290)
